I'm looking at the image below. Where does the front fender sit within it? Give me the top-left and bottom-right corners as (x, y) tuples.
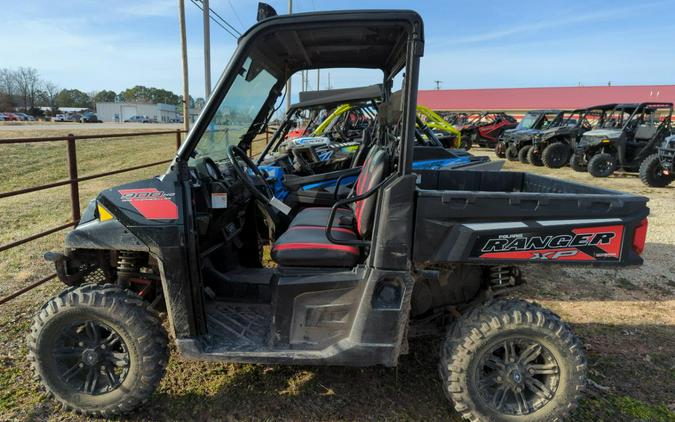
(65, 218), (149, 252)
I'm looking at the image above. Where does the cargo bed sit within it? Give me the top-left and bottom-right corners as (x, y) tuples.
(413, 170), (649, 266)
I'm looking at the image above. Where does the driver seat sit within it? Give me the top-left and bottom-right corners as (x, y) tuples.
(271, 146), (389, 267)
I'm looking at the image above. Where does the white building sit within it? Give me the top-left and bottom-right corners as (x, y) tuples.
(95, 102), (180, 123)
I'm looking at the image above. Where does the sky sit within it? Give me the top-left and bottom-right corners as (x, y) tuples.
(3, 0), (675, 102)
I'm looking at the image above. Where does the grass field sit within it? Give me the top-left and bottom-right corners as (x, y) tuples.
(0, 126), (673, 421)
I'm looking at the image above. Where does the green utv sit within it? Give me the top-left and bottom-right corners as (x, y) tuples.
(29, 5), (650, 421)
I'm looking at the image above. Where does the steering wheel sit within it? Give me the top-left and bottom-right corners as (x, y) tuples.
(227, 145), (274, 204)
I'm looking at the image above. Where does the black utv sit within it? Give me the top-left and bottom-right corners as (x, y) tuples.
(29, 6), (651, 422)
(572, 102), (673, 177)
(528, 105), (616, 168)
(495, 110), (562, 161)
(639, 134), (675, 187)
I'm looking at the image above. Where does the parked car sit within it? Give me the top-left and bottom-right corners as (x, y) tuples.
(52, 114), (66, 122)
(124, 115), (150, 123)
(80, 112), (101, 123)
(0, 113), (5, 121)
(572, 102), (673, 177)
(2, 112), (19, 121)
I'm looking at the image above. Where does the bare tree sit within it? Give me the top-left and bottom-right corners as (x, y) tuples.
(0, 68), (16, 109)
(41, 81), (60, 112)
(14, 67), (42, 110)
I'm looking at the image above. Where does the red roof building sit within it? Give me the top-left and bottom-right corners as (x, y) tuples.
(418, 85), (675, 113)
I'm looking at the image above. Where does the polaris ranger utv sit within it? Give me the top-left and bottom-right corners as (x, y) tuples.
(503, 110), (565, 164)
(494, 110), (562, 159)
(572, 102), (673, 177)
(528, 105), (615, 168)
(29, 7), (650, 422)
(639, 134), (675, 187)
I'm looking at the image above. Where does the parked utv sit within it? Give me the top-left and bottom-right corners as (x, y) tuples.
(259, 85), (497, 208)
(572, 102), (673, 177)
(498, 110), (564, 162)
(639, 134), (675, 187)
(458, 112), (518, 149)
(29, 6), (650, 422)
(528, 105), (615, 168)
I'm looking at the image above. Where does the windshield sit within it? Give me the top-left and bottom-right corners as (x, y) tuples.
(599, 107), (633, 129)
(517, 113), (538, 129)
(192, 56), (278, 162)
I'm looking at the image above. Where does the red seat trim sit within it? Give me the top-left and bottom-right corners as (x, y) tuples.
(288, 225), (355, 235)
(273, 242), (359, 254)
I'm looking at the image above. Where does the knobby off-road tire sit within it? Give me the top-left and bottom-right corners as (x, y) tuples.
(541, 143), (570, 169)
(495, 142), (507, 158)
(639, 153), (674, 187)
(527, 147), (544, 167)
(27, 284), (169, 417)
(439, 299), (586, 422)
(569, 154), (586, 172)
(506, 145), (520, 161)
(518, 145), (532, 164)
(587, 153), (616, 177)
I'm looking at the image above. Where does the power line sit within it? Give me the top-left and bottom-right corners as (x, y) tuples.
(201, 0), (241, 36)
(228, 0), (244, 30)
(189, 0), (239, 39)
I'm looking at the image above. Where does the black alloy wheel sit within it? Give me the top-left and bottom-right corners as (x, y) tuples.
(53, 320), (130, 395)
(474, 338), (561, 416)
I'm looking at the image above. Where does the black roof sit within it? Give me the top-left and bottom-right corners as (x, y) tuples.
(239, 10), (423, 76)
(292, 84), (383, 109)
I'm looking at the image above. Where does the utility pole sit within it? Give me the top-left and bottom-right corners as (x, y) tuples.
(317, 69), (320, 92)
(285, 0), (292, 112)
(178, 0), (190, 132)
(203, 0), (211, 98)
(434, 80), (442, 90)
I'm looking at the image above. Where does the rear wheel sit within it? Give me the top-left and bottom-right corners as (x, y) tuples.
(527, 146), (544, 166)
(639, 153), (674, 187)
(518, 145), (532, 164)
(569, 154), (586, 172)
(506, 145), (519, 161)
(495, 142), (507, 158)
(542, 143), (570, 169)
(27, 284), (168, 417)
(439, 299), (586, 422)
(587, 153), (617, 177)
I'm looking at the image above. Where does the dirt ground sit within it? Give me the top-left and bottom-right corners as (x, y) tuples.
(0, 142), (673, 421)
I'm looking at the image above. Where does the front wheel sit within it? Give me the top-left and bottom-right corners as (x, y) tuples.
(587, 153), (617, 177)
(527, 146), (544, 166)
(542, 143), (570, 169)
(569, 154), (586, 172)
(506, 145), (519, 161)
(439, 299), (586, 422)
(639, 153), (674, 187)
(518, 145), (532, 164)
(27, 284), (169, 417)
